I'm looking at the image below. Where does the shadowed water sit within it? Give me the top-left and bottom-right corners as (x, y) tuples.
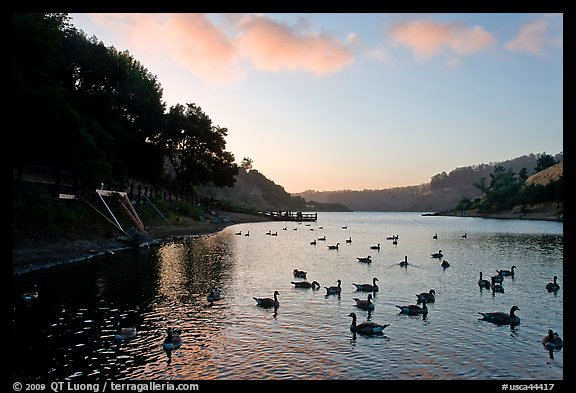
(12, 212), (563, 380)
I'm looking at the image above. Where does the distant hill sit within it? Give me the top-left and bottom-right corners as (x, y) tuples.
(526, 161), (563, 186)
(293, 152), (563, 212)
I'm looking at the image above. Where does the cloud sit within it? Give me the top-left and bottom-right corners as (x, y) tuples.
(391, 19), (495, 60)
(235, 15), (354, 75)
(505, 19), (554, 55)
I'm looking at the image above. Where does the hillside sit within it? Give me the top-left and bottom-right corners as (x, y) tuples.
(526, 161), (563, 186)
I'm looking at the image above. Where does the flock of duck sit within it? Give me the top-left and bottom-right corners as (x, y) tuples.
(247, 226), (563, 356)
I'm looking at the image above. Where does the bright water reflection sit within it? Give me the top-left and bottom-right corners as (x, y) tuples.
(13, 213), (563, 380)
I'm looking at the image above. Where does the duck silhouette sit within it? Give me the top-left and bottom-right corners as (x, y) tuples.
(348, 312), (389, 335)
(353, 277), (379, 292)
(546, 276), (560, 292)
(353, 294), (375, 311)
(325, 279), (342, 296)
(253, 291), (280, 308)
(478, 305), (520, 326)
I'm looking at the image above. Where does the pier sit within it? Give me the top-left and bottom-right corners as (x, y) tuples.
(263, 211), (317, 222)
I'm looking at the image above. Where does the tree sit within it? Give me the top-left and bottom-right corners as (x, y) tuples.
(534, 153), (557, 173)
(241, 157), (253, 172)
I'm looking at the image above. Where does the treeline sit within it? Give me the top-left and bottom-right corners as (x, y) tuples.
(13, 13), (237, 194)
(294, 152), (563, 212)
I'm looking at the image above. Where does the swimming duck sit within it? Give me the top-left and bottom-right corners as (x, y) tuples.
(545, 276), (560, 292)
(399, 256), (409, 267)
(416, 289), (435, 303)
(490, 276), (505, 293)
(244, 231), (250, 236)
(386, 235), (398, 240)
(356, 256), (372, 263)
(462, 233), (467, 238)
(346, 237), (352, 243)
(207, 287), (221, 303)
(348, 312), (389, 335)
(492, 270), (504, 283)
(433, 233), (438, 239)
(162, 327), (183, 351)
(353, 277), (379, 292)
(253, 290), (279, 308)
(328, 243), (340, 250)
(310, 240), (317, 245)
(317, 236), (326, 241)
(291, 280), (320, 289)
(20, 285), (39, 302)
(114, 320), (137, 341)
(370, 243), (381, 250)
(478, 272), (491, 289)
(441, 260), (450, 268)
(396, 299), (428, 315)
(293, 269), (307, 279)
(542, 329), (563, 350)
(496, 265), (516, 277)
(478, 305), (520, 326)
(325, 279), (342, 296)
(353, 294), (375, 311)
(431, 250), (443, 259)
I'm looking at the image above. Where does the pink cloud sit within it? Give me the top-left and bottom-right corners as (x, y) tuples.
(505, 19), (549, 55)
(392, 19), (495, 60)
(235, 15), (354, 74)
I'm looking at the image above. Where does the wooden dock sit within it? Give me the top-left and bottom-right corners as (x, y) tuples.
(263, 211), (317, 222)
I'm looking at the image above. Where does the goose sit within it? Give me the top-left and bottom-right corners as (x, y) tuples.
(348, 312), (389, 335)
(207, 287), (221, 303)
(433, 233), (438, 239)
(441, 260), (450, 268)
(462, 233), (467, 238)
(542, 330), (563, 350)
(546, 276), (560, 292)
(20, 285), (39, 302)
(431, 250), (443, 259)
(114, 319), (137, 341)
(392, 239), (398, 245)
(253, 290), (279, 308)
(342, 226), (347, 229)
(490, 276), (505, 293)
(370, 243), (380, 250)
(478, 305), (520, 325)
(354, 294), (375, 311)
(492, 271), (504, 284)
(162, 327), (183, 351)
(325, 279), (342, 296)
(496, 265), (516, 277)
(346, 237), (352, 243)
(235, 230), (242, 235)
(317, 236), (326, 241)
(328, 243), (340, 250)
(293, 269), (307, 279)
(478, 272), (491, 289)
(270, 232), (278, 236)
(399, 256), (409, 267)
(416, 289), (435, 303)
(353, 277), (379, 292)
(310, 239), (317, 245)
(244, 231), (250, 236)
(396, 299), (428, 315)
(357, 256), (372, 263)
(318, 226), (323, 229)
(386, 235), (398, 240)
(291, 280), (320, 289)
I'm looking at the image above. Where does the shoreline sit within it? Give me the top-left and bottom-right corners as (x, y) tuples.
(12, 210), (272, 277)
(424, 210), (562, 222)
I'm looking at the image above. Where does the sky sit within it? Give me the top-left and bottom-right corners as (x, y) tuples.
(68, 13), (563, 194)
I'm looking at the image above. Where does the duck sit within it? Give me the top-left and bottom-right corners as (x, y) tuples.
(492, 271), (504, 284)
(342, 226), (347, 229)
(386, 235), (398, 240)
(496, 265), (516, 277)
(542, 329), (563, 350)
(317, 236), (326, 241)
(291, 280), (320, 289)
(348, 312), (389, 335)
(441, 260), (450, 268)
(431, 250), (443, 259)
(370, 243), (381, 250)
(293, 269), (307, 279)
(310, 239), (317, 245)
(207, 287), (221, 303)
(244, 231), (250, 236)
(416, 289), (435, 303)
(346, 237), (352, 243)
(162, 327), (183, 351)
(396, 299), (428, 315)
(433, 233), (438, 239)
(478, 272), (491, 289)
(325, 279), (342, 296)
(353, 277), (379, 292)
(356, 255), (372, 263)
(253, 290), (279, 308)
(235, 230), (242, 235)
(545, 276), (560, 292)
(328, 243), (340, 250)
(353, 294), (375, 311)
(114, 319), (137, 341)
(20, 285), (39, 302)
(392, 239), (398, 245)
(399, 256), (409, 267)
(478, 305), (520, 326)
(490, 276), (505, 293)
(462, 233), (467, 239)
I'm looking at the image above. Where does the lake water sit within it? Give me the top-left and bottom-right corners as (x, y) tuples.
(12, 212), (564, 382)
